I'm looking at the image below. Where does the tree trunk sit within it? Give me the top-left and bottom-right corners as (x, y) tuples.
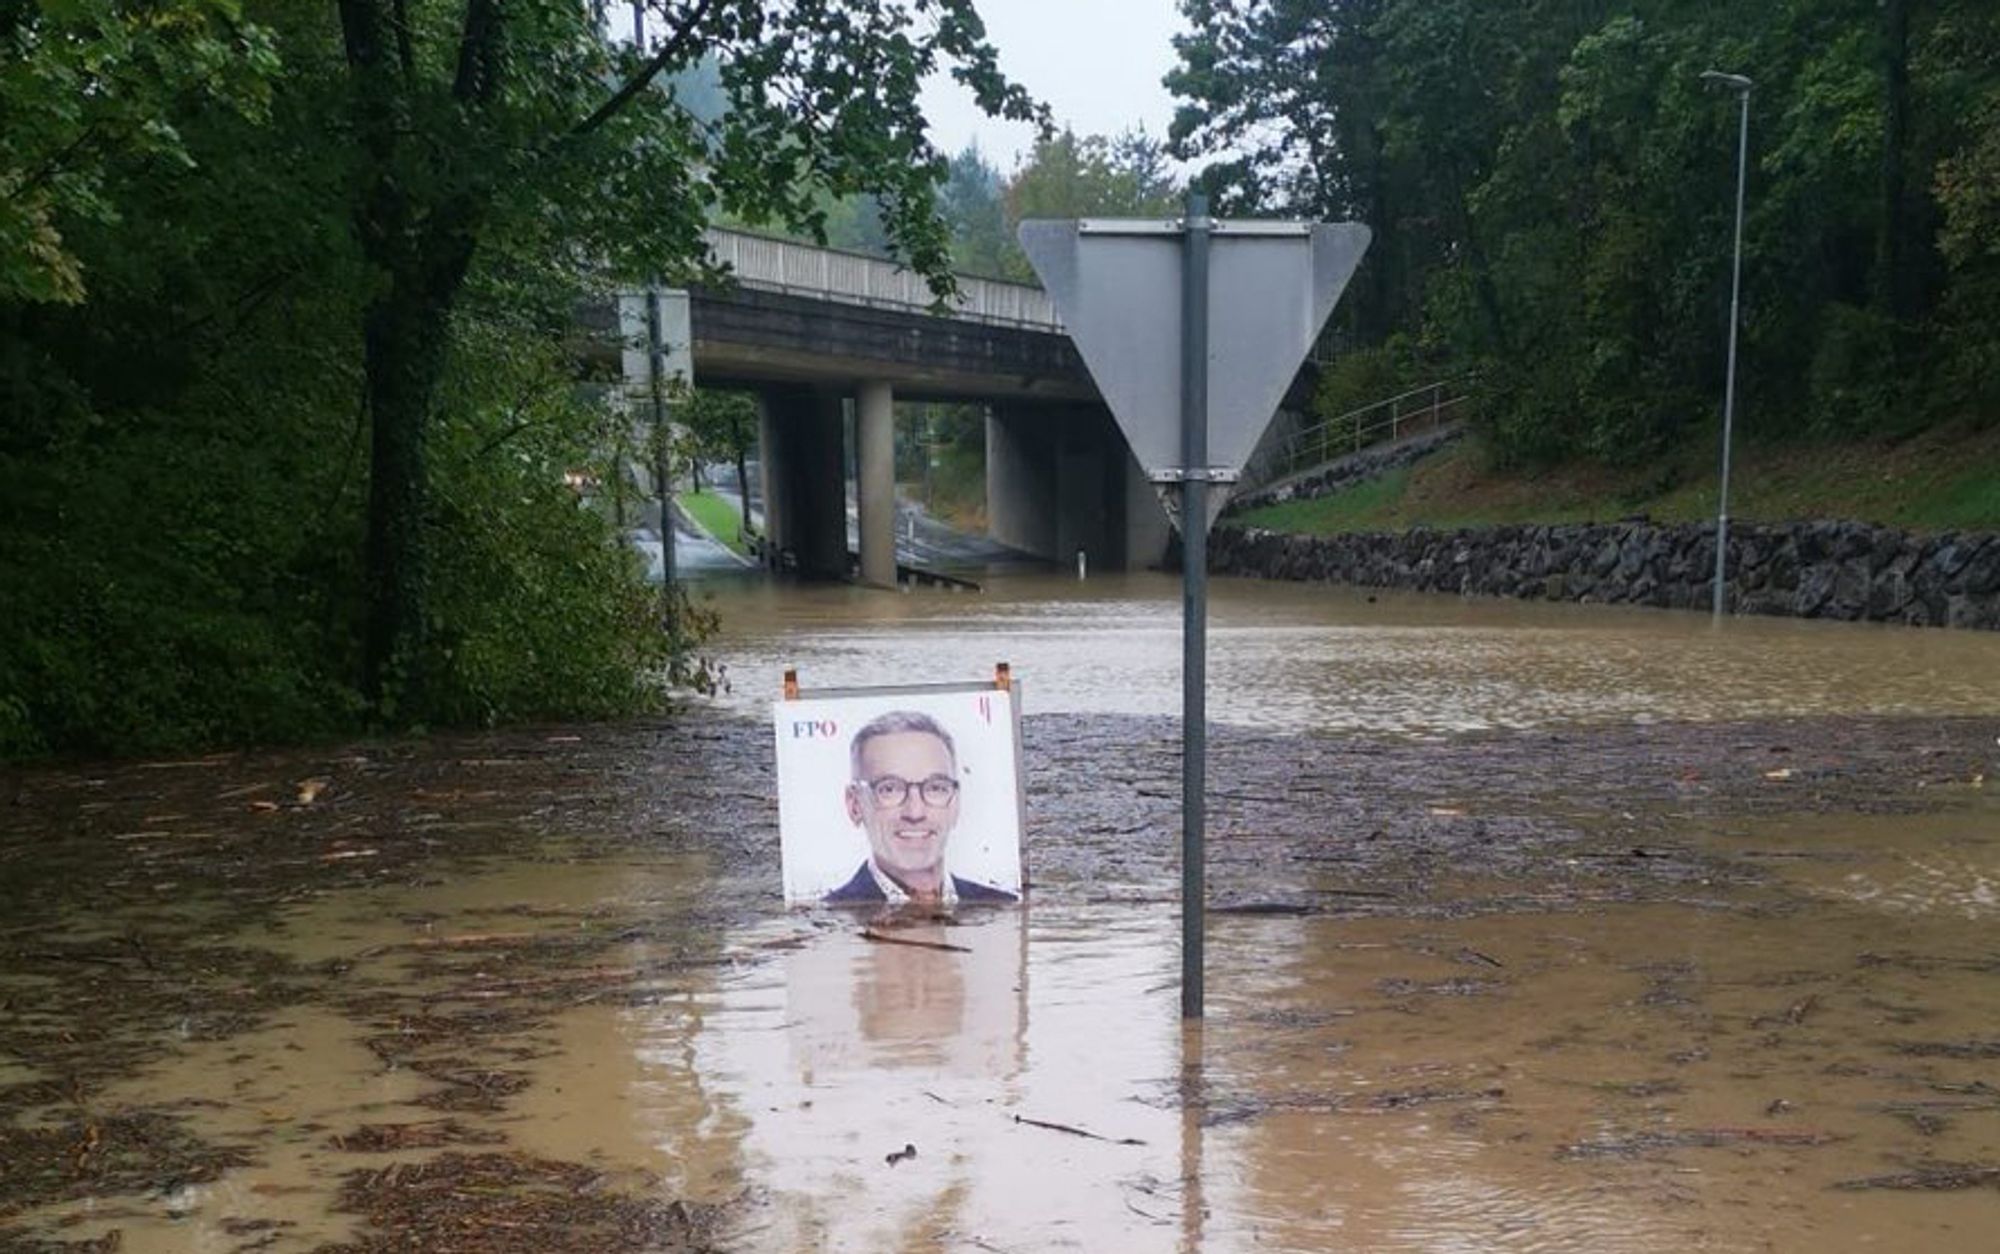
(340, 0), (494, 716)
(359, 242), (475, 712)
(733, 436), (751, 536)
(1875, 0), (1915, 322)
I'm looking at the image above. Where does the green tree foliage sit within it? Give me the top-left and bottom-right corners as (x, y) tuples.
(1, 0), (279, 304)
(937, 127), (1179, 281)
(0, 0), (1036, 757)
(896, 402), (987, 529)
(939, 144), (1013, 275)
(762, 128), (1182, 283)
(329, 0), (1037, 714)
(1168, 0), (2000, 464)
(677, 386), (758, 532)
(1006, 127), (1178, 225)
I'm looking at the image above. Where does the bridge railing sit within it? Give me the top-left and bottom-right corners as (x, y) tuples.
(703, 228), (1063, 332)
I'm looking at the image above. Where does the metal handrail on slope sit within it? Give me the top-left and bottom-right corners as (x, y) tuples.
(1242, 380), (1469, 492)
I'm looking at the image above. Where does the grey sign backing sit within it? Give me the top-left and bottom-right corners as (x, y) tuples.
(1018, 218), (1370, 499)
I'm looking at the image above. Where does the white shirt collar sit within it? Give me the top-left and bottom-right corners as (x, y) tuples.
(867, 860), (957, 905)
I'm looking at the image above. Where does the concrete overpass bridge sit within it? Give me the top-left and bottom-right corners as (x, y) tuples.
(620, 228), (1173, 584)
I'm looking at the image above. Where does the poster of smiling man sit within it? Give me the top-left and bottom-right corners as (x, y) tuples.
(774, 681), (1024, 907)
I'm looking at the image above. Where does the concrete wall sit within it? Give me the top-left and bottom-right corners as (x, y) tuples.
(758, 392), (1176, 581)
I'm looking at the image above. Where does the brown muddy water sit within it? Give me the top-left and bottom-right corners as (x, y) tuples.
(2, 572), (1998, 1252)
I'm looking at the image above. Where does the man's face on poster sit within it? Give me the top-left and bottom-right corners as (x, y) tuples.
(846, 730), (962, 886)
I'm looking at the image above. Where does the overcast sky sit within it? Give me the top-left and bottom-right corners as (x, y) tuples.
(916, 0), (1192, 172)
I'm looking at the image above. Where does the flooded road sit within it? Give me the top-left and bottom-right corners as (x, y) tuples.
(698, 573), (2000, 732)
(3, 573), (1998, 1251)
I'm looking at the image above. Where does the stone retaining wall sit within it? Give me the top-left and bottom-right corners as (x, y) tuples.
(1209, 519), (2000, 629)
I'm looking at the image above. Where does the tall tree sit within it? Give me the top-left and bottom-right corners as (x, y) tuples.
(999, 126), (1182, 280)
(329, 0), (1038, 712)
(1167, 0), (2000, 461)
(939, 144), (1013, 275)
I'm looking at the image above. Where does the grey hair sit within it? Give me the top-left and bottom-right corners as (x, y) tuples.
(849, 710), (957, 778)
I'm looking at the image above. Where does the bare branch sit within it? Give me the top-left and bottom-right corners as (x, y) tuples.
(568, 0), (722, 140)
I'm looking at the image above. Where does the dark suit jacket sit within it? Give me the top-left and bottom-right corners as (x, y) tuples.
(824, 861), (1018, 904)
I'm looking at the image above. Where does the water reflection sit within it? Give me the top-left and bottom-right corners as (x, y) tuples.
(697, 573), (2000, 733)
(782, 912), (1025, 1077)
(647, 907), (1205, 1252)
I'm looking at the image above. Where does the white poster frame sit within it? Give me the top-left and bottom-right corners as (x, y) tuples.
(773, 673), (1026, 907)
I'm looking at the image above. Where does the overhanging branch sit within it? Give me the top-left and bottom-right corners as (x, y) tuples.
(569, 0), (722, 140)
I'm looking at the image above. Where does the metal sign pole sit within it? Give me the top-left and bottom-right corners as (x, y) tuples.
(1015, 209), (1369, 1021)
(645, 287), (678, 620)
(1180, 194), (1210, 1021)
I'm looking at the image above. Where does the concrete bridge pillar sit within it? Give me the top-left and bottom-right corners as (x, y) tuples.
(986, 403), (1170, 571)
(756, 393), (790, 567)
(985, 406), (1058, 560)
(1053, 405), (1112, 569)
(856, 381), (897, 588)
(759, 385), (849, 579)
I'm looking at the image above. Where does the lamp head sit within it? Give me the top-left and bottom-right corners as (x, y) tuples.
(1700, 70), (1754, 93)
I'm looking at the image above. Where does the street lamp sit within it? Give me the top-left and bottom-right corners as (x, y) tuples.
(1702, 69), (1752, 619)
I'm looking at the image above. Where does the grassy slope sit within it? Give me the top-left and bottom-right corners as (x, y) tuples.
(676, 489), (746, 554)
(1237, 421), (2000, 536)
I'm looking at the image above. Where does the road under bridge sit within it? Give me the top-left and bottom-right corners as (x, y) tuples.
(614, 228), (1175, 583)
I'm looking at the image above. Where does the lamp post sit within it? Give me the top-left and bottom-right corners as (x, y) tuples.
(1701, 70), (1752, 619)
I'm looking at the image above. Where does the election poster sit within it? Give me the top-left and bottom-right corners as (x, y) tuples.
(773, 681), (1025, 907)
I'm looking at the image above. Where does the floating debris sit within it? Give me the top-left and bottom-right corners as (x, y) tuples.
(1833, 1162), (2000, 1192)
(1557, 1127), (1843, 1159)
(318, 1151), (721, 1253)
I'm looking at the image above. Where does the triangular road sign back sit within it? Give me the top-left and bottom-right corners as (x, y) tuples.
(1019, 219), (1369, 506)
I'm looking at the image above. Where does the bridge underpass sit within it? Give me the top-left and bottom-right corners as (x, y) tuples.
(626, 229), (1174, 585)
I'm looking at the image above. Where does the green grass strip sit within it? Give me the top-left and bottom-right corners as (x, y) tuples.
(1235, 467), (1415, 535)
(676, 489), (747, 555)
(1234, 426), (2000, 538)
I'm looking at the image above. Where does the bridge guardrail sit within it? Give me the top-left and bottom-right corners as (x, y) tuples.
(703, 228), (1064, 333)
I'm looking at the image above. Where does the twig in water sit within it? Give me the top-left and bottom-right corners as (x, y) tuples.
(1013, 1114), (1145, 1146)
(861, 929), (971, 953)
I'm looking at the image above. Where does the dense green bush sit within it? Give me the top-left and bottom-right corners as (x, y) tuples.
(0, 170), (678, 759)
(1310, 337), (1430, 428)
(1807, 302), (1915, 437)
(421, 326), (675, 728)
(0, 297), (673, 758)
